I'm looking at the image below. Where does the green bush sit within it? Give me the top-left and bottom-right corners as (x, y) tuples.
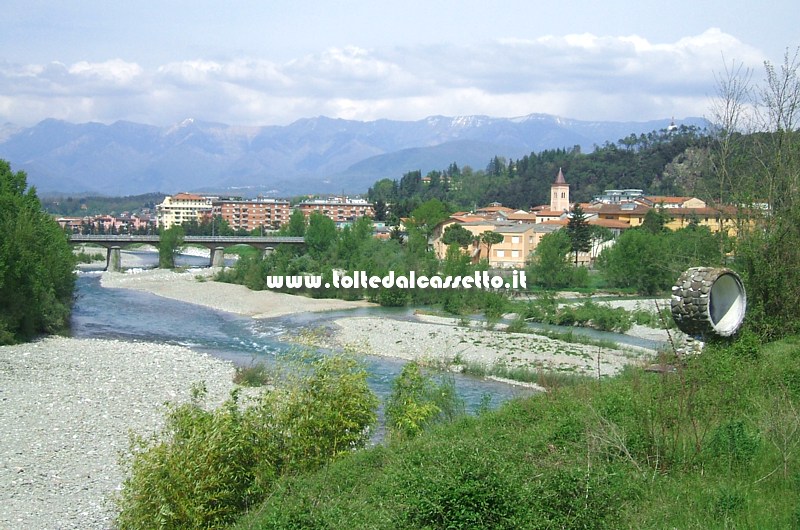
(116, 386), (270, 530)
(75, 250), (105, 263)
(384, 362), (465, 440)
(395, 449), (526, 529)
(704, 419), (761, 471)
(116, 352), (378, 529)
(233, 361), (271, 387)
(505, 314), (529, 333)
(523, 297), (633, 333)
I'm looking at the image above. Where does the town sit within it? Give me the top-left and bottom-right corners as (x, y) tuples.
(56, 167), (742, 270)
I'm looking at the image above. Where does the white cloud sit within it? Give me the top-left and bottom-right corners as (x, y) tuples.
(0, 29), (770, 127)
(67, 59), (143, 85)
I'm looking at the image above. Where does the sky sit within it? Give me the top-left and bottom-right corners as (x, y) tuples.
(1, 0), (797, 128)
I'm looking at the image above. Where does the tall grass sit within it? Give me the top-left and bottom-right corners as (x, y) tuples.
(233, 333), (800, 529)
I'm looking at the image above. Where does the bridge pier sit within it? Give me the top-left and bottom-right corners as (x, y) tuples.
(211, 247), (225, 268)
(107, 246), (122, 272)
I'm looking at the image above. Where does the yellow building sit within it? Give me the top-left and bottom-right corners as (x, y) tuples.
(488, 223), (559, 268)
(432, 217), (559, 268)
(156, 193), (213, 229)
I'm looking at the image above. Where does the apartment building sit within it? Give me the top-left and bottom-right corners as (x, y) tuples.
(212, 198), (291, 232)
(297, 197), (374, 225)
(156, 193), (213, 229)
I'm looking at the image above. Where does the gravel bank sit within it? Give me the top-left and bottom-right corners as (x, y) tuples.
(101, 268), (374, 318)
(319, 315), (651, 377)
(0, 337), (237, 530)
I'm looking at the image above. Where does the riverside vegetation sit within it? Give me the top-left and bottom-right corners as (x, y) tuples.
(113, 333), (800, 529)
(0, 160), (75, 344)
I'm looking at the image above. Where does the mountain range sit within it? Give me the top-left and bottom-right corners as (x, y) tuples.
(0, 114), (708, 197)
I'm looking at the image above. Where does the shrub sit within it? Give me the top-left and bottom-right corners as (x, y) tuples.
(384, 362), (464, 440)
(233, 361), (271, 387)
(116, 386), (269, 530)
(505, 315), (529, 333)
(397, 453), (524, 529)
(704, 419), (761, 471)
(116, 352), (378, 529)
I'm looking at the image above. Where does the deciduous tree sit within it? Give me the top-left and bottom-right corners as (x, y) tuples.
(0, 160), (76, 343)
(158, 225), (184, 268)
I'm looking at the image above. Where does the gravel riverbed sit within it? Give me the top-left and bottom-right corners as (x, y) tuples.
(0, 337), (237, 529)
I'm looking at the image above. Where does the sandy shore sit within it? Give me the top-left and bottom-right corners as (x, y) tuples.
(100, 268), (374, 318)
(0, 337), (237, 530)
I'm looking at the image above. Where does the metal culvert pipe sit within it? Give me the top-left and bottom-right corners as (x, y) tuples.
(670, 267), (747, 338)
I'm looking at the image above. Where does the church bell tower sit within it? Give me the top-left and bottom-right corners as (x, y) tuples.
(550, 167), (570, 212)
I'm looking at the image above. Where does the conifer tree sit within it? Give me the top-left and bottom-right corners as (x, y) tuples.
(566, 204), (591, 266)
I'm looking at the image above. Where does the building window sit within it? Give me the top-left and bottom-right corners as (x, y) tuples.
(496, 250), (505, 258)
(511, 250), (520, 258)
(511, 236), (520, 244)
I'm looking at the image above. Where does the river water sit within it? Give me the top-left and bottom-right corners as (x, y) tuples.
(70, 252), (533, 412)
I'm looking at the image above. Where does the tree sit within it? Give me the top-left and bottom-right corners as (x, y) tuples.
(480, 231), (504, 262)
(0, 160), (76, 343)
(596, 229), (668, 295)
(410, 199), (450, 240)
(373, 199), (388, 221)
(335, 216), (373, 269)
(305, 212), (337, 259)
(116, 351), (378, 529)
(285, 208), (307, 237)
(158, 225), (184, 269)
(527, 230), (580, 289)
(717, 48), (800, 339)
(566, 205), (591, 265)
(442, 224), (473, 248)
(384, 362), (463, 440)
(641, 207), (670, 234)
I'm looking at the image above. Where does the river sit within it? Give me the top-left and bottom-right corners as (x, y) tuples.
(71, 251), (534, 412)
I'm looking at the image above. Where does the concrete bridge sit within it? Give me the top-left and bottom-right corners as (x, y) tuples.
(70, 234), (305, 271)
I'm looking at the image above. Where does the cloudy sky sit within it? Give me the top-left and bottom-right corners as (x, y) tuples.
(1, 0), (796, 127)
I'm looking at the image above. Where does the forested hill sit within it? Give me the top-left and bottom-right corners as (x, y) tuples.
(368, 125), (712, 216)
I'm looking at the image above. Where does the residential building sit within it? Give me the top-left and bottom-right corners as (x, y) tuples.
(156, 193), (213, 229)
(584, 202), (649, 228)
(592, 189), (645, 204)
(56, 217), (84, 232)
(212, 198), (291, 232)
(489, 223), (559, 268)
(57, 213), (156, 234)
(432, 218), (495, 260)
(297, 196), (374, 224)
(432, 216), (562, 268)
(638, 196), (707, 209)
